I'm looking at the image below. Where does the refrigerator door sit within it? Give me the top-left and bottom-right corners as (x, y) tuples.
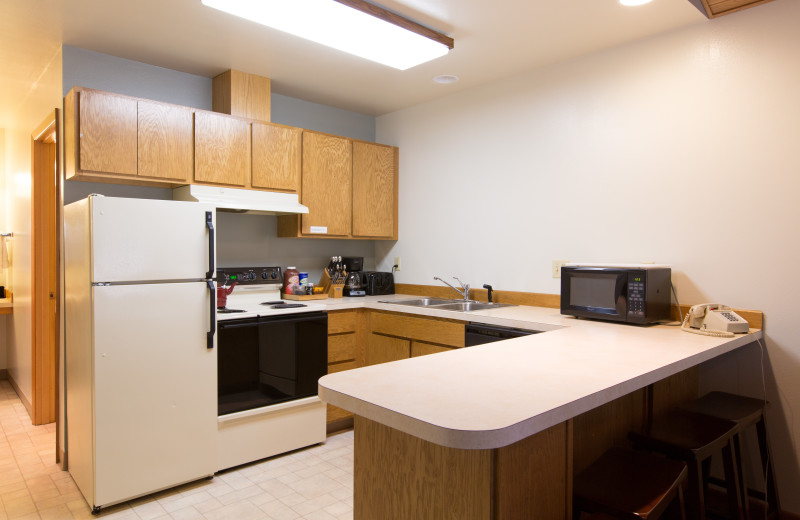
(91, 282), (216, 507)
(89, 196), (215, 283)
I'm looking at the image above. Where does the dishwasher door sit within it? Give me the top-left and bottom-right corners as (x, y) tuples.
(465, 322), (540, 346)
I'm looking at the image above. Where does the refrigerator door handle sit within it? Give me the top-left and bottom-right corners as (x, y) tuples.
(207, 280), (216, 349)
(205, 211), (215, 280)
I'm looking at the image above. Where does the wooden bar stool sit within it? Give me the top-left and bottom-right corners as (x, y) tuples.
(680, 391), (780, 519)
(629, 410), (743, 520)
(573, 447), (688, 520)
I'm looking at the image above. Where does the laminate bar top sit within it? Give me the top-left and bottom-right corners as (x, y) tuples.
(317, 294), (763, 450)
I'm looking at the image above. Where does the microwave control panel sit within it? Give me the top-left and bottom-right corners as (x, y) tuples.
(627, 272), (646, 318)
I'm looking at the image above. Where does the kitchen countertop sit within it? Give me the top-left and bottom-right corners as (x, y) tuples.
(316, 294), (762, 450)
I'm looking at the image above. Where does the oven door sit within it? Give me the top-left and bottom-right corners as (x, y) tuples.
(217, 312), (328, 416)
(561, 267), (627, 322)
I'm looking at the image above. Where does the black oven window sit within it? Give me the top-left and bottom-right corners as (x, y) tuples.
(570, 274), (617, 309)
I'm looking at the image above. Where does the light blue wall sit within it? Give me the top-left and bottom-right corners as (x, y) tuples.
(62, 46), (380, 271)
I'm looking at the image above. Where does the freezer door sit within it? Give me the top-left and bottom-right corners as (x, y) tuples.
(90, 196), (215, 283)
(92, 282), (216, 507)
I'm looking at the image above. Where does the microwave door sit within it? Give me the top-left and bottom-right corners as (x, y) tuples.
(563, 268), (627, 321)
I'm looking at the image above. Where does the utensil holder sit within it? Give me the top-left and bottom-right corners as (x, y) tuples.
(319, 269), (345, 299)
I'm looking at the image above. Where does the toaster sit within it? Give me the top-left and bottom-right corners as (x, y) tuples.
(364, 271), (395, 295)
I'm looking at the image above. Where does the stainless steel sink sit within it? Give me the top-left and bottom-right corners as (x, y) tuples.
(433, 301), (514, 312)
(379, 298), (461, 307)
(378, 298), (514, 312)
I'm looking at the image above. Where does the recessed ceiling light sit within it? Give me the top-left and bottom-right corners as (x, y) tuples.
(433, 74), (459, 84)
(619, 0), (653, 5)
(201, 0), (453, 70)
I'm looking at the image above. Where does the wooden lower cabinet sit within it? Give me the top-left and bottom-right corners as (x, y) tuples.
(411, 341), (455, 357)
(326, 310), (364, 427)
(366, 334), (409, 365)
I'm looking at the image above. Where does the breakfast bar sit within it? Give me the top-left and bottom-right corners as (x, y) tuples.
(319, 306), (763, 519)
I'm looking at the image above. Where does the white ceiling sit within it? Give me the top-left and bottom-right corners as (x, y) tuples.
(1, 0), (709, 124)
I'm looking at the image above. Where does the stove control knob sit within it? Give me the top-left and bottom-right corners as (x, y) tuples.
(271, 271), (278, 279)
(261, 272), (268, 279)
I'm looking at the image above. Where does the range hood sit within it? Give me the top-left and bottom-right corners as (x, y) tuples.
(173, 185), (309, 215)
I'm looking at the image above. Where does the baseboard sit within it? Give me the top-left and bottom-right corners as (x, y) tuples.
(327, 417), (354, 435)
(7, 373), (32, 417)
(0, 368), (7, 380)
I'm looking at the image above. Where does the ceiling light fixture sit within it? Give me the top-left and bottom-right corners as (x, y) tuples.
(619, 0), (654, 5)
(201, 0), (454, 70)
(433, 74), (459, 84)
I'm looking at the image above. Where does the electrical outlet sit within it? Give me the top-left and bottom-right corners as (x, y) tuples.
(552, 260), (569, 278)
(394, 256), (401, 271)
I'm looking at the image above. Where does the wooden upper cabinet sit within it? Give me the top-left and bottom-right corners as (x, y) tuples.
(194, 111), (250, 187)
(251, 122), (301, 192)
(77, 90), (138, 176)
(300, 132), (352, 236)
(352, 142), (398, 239)
(137, 100), (193, 182)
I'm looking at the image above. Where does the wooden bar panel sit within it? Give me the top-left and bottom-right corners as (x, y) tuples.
(494, 422), (570, 520)
(370, 311), (464, 348)
(650, 366), (699, 419)
(354, 416), (492, 520)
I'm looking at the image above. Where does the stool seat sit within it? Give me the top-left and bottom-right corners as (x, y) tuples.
(574, 447), (688, 520)
(630, 410), (744, 520)
(585, 514), (624, 520)
(680, 391), (764, 429)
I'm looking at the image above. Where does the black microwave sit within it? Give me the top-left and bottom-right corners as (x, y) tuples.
(560, 265), (672, 324)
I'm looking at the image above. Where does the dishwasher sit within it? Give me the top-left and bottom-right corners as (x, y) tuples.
(465, 322), (540, 346)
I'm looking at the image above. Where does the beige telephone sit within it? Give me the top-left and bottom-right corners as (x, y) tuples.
(681, 303), (749, 337)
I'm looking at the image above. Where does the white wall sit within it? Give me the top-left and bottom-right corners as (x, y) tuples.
(376, 1), (800, 513)
(2, 47), (62, 403)
(1, 127), (6, 373)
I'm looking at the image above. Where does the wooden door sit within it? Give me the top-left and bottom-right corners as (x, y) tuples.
(78, 90), (137, 175)
(138, 100), (193, 181)
(251, 122), (301, 191)
(194, 111), (249, 186)
(301, 132), (352, 236)
(352, 142), (397, 239)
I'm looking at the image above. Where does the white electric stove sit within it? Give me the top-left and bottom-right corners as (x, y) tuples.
(214, 266), (328, 471)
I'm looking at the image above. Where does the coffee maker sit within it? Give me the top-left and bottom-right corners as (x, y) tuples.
(342, 256), (365, 297)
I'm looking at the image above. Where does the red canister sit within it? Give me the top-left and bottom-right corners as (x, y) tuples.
(283, 266), (300, 295)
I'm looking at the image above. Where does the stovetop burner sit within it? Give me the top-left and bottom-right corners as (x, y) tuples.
(217, 308), (246, 314)
(264, 302), (307, 309)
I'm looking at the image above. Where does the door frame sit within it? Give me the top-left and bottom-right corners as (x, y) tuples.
(31, 110), (61, 437)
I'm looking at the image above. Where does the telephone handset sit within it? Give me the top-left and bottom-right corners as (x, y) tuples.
(681, 303), (749, 337)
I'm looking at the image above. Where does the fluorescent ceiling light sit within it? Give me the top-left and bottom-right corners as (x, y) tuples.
(201, 0), (452, 70)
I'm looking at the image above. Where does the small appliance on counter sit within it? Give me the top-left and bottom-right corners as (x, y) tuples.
(364, 271), (395, 296)
(560, 264), (671, 324)
(342, 256), (365, 297)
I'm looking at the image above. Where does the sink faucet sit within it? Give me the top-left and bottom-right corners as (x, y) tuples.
(434, 276), (470, 301)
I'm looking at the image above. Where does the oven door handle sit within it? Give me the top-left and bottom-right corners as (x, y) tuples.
(207, 280), (215, 349)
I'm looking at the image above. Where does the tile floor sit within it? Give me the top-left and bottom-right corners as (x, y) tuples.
(0, 380), (355, 520)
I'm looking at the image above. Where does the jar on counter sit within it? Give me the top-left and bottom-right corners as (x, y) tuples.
(283, 266), (300, 295)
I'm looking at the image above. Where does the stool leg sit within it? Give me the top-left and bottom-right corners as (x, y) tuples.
(732, 433), (751, 520)
(686, 461), (706, 520)
(756, 417), (781, 517)
(678, 482), (688, 520)
(722, 439), (746, 520)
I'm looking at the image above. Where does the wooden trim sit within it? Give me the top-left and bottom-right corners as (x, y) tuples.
(697, 0), (776, 18)
(31, 110), (59, 426)
(333, 0), (454, 49)
(396, 283), (765, 329)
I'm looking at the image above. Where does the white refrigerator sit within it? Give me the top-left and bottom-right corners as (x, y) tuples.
(65, 195), (217, 512)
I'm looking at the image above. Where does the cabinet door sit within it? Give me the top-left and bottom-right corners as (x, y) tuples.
(352, 142), (397, 239)
(194, 111), (249, 186)
(301, 132), (352, 236)
(411, 341), (455, 357)
(252, 123), (301, 192)
(138, 100), (193, 181)
(366, 334), (410, 366)
(79, 90), (138, 175)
